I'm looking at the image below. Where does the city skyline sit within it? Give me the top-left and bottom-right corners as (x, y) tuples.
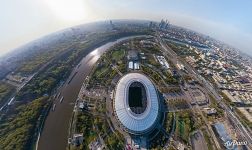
(0, 0), (252, 57)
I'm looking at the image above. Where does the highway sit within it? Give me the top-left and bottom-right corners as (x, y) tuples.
(157, 34), (252, 149)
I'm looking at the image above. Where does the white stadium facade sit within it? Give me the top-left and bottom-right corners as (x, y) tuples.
(114, 73), (160, 135)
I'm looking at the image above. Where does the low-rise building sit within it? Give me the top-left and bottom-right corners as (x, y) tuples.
(156, 55), (170, 69)
(203, 107), (217, 115)
(212, 123), (238, 150)
(72, 133), (84, 146)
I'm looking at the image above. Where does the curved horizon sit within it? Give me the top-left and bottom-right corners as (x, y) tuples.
(1, 0), (252, 57)
(1, 19), (250, 60)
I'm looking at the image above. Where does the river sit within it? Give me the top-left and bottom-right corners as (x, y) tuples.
(37, 35), (147, 150)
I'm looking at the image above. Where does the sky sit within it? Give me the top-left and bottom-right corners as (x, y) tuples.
(0, 0), (252, 56)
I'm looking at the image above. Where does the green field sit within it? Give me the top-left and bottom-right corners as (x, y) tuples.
(105, 131), (125, 150)
(111, 49), (125, 62)
(75, 111), (124, 150)
(174, 110), (198, 144)
(75, 112), (98, 149)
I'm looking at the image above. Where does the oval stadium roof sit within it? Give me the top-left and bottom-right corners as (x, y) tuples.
(114, 73), (159, 134)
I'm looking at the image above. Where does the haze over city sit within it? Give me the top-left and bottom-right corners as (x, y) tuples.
(1, 1), (252, 150)
(1, 0), (252, 57)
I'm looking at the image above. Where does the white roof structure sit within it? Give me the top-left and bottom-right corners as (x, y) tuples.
(128, 61), (133, 69)
(114, 73), (159, 134)
(157, 56), (170, 69)
(134, 62), (140, 70)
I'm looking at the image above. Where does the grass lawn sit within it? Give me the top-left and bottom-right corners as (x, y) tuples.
(175, 110), (197, 144)
(111, 49), (125, 61)
(95, 67), (110, 78)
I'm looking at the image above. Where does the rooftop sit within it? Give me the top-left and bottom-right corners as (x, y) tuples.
(114, 73), (160, 134)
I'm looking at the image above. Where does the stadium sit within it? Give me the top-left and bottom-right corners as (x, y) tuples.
(114, 73), (160, 135)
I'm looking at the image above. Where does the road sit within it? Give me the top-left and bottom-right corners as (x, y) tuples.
(157, 34), (252, 149)
(179, 83), (220, 150)
(190, 130), (208, 150)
